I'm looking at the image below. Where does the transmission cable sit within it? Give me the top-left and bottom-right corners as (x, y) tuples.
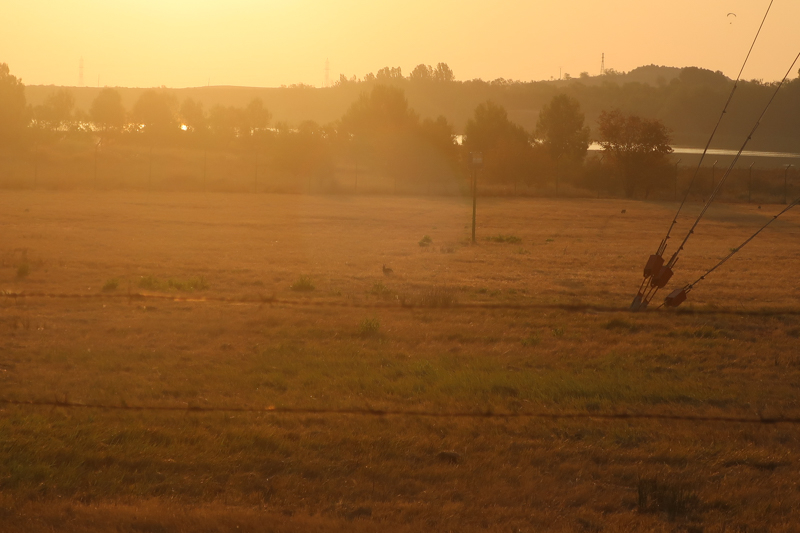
(636, 47), (800, 309)
(663, 196), (800, 307)
(657, 0), (775, 254)
(666, 50), (800, 267)
(632, 0), (775, 308)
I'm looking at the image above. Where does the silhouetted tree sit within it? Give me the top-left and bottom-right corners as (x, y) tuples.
(242, 98), (272, 152)
(90, 88), (126, 134)
(208, 105), (242, 146)
(340, 85), (419, 185)
(376, 67), (403, 81)
(409, 63), (455, 83)
(340, 85), (418, 136)
(338, 85), (458, 189)
(0, 63), (28, 147)
(535, 94), (590, 162)
(535, 94), (590, 193)
(433, 63), (455, 82)
(179, 99), (207, 133)
(243, 98), (272, 135)
(464, 101), (532, 187)
(34, 88), (75, 132)
(409, 64), (433, 81)
(597, 109), (673, 198)
(132, 90), (178, 142)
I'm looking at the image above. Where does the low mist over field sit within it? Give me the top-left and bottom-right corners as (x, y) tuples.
(2, 1), (800, 532)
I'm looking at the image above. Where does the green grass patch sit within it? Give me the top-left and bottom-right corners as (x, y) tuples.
(290, 275), (315, 292)
(486, 234), (522, 244)
(101, 278), (120, 292)
(16, 263), (29, 279)
(358, 317), (380, 337)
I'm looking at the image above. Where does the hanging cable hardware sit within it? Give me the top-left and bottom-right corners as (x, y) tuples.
(632, 47), (800, 310)
(630, 0), (775, 311)
(663, 196), (800, 308)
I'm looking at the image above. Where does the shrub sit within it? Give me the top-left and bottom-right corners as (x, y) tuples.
(637, 477), (699, 519)
(138, 275), (163, 291)
(16, 263), (29, 279)
(168, 277), (209, 291)
(102, 278), (120, 292)
(419, 235), (433, 247)
(418, 287), (457, 308)
(521, 334), (540, 347)
(603, 318), (640, 333)
(358, 317), (380, 337)
(291, 275), (315, 292)
(486, 234), (521, 244)
(370, 282), (393, 299)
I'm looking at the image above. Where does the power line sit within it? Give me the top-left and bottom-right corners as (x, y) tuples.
(632, 0), (776, 311)
(664, 196), (800, 307)
(634, 45), (800, 311)
(2, 398), (798, 425)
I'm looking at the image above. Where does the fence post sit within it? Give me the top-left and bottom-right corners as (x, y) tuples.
(784, 164), (793, 204)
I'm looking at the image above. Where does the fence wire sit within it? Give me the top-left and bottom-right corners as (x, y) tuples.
(4, 289), (800, 315)
(1, 398), (799, 425)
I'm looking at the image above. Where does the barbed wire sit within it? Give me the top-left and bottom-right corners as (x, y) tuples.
(0, 290), (618, 311)
(1, 398), (798, 425)
(3, 289), (800, 315)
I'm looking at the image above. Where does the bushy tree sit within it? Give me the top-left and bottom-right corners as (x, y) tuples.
(409, 63), (454, 82)
(340, 85), (417, 136)
(339, 85), (457, 188)
(433, 63), (455, 82)
(90, 88), (126, 133)
(132, 90), (178, 141)
(535, 93), (590, 162)
(597, 109), (673, 198)
(464, 101), (532, 186)
(34, 88), (75, 131)
(409, 64), (433, 81)
(376, 67), (403, 81)
(0, 63), (28, 146)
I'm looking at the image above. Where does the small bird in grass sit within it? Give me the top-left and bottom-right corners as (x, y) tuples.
(382, 264), (393, 276)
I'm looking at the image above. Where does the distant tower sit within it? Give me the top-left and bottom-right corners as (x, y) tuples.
(601, 53), (605, 75)
(79, 57), (84, 87)
(324, 58), (330, 88)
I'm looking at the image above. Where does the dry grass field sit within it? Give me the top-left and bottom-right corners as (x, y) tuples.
(2, 191), (800, 532)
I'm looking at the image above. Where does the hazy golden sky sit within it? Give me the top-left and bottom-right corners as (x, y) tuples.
(3, 0), (799, 88)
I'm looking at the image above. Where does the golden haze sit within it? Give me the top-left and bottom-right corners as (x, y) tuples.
(2, 0), (799, 88)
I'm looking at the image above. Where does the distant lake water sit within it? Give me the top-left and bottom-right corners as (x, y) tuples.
(587, 143), (800, 159)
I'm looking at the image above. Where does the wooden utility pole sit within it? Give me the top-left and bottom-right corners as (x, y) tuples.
(33, 145), (39, 188)
(148, 145), (153, 191)
(470, 152), (483, 244)
(203, 150), (207, 191)
(94, 141), (100, 189)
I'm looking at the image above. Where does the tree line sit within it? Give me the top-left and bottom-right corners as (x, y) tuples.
(0, 61), (768, 199)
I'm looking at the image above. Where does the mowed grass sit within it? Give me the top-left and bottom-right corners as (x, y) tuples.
(1, 192), (800, 532)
